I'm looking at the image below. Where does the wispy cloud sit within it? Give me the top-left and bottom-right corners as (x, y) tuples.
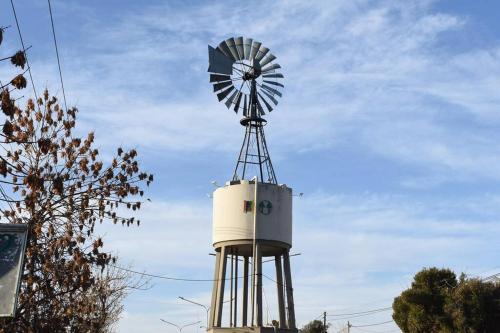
(96, 190), (500, 332)
(24, 0), (499, 185)
(4, 1), (500, 332)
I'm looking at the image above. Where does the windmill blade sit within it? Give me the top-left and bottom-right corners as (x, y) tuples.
(210, 74), (231, 82)
(261, 63), (281, 73)
(259, 53), (276, 68)
(261, 89), (279, 105)
(255, 46), (269, 62)
(225, 90), (239, 109)
(217, 86), (234, 101)
(261, 84), (282, 97)
(224, 38), (241, 61)
(235, 36), (245, 60)
(262, 73), (284, 79)
(213, 80), (233, 92)
(208, 37), (285, 116)
(243, 94), (248, 117)
(217, 42), (235, 61)
(258, 92), (274, 113)
(249, 41), (262, 60)
(243, 38), (253, 60)
(256, 98), (265, 116)
(233, 92), (242, 113)
(263, 80), (284, 88)
(208, 46), (234, 75)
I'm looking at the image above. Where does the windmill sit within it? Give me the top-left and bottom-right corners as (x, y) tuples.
(207, 37), (297, 333)
(208, 36), (284, 184)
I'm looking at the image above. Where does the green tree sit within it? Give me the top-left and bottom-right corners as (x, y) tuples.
(446, 276), (500, 333)
(393, 267), (500, 333)
(299, 319), (328, 333)
(393, 267), (456, 332)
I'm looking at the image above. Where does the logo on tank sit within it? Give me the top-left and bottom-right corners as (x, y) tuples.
(258, 200), (272, 215)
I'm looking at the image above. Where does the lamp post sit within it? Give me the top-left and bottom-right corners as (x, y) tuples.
(178, 296), (210, 329)
(178, 296), (235, 329)
(160, 319), (201, 333)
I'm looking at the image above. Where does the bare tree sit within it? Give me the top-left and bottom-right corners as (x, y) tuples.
(76, 264), (151, 333)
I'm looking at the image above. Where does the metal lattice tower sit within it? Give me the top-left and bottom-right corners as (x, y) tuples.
(232, 80), (277, 184)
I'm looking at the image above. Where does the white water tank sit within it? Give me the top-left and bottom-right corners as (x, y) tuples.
(212, 180), (292, 247)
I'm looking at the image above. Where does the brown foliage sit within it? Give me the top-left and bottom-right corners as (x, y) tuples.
(0, 88), (152, 332)
(10, 74), (27, 90)
(0, 26), (153, 333)
(10, 50), (26, 69)
(1, 90), (15, 116)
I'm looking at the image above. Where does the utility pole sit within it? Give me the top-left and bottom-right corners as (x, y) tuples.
(347, 321), (351, 333)
(323, 312), (327, 333)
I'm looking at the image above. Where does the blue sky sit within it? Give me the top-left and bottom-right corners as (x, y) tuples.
(2, 0), (500, 332)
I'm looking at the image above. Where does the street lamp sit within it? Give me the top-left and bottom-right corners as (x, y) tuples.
(178, 296), (235, 329)
(160, 319), (201, 333)
(178, 296), (209, 329)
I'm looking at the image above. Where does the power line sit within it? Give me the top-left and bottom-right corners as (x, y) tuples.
(9, 0), (39, 105)
(351, 328), (400, 333)
(327, 307), (392, 317)
(110, 254), (299, 284)
(47, 0), (68, 111)
(351, 320), (394, 328)
(109, 263), (247, 282)
(329, 312), (392, 322)
(314, 313), (324, 320)
(482, 272), (500, 281)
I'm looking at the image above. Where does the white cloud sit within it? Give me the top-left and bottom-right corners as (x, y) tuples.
(26, 0), (500, 185)
(99, 191), (500, 333)
(5, 1), (500, 332)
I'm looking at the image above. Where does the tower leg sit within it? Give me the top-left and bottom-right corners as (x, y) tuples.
(275, 255), (286, 329)
(230, 252), (234, 327)
(283, 250), (296, 329)
(214, 246), (228, 327)
(234, 250), (238, 327)
(255, 243), (263, 326)
(209, 250), (221, 328)
(242, 256), (249, 326)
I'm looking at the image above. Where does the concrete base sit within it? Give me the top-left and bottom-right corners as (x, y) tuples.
(208, 327), (298, 333)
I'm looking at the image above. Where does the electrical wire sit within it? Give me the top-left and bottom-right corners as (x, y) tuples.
(110, 252), (301, 284)
(327, 307), (392, 317)
(314, 313), (324, 320)
(109, 263), (247, 282)
(47, 0), (68, 111)
(9, 0), (39, 105)
(351, 320), (394, 328)
(351, 327), (400, 333)
(329, 312), (393, 322)
(482, 272), (500, 281)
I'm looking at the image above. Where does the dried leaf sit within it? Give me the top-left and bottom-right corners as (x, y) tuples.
(3, 120), (13, 136)
(11, 74), (27, 89)
(11, 50), (27, 69)
(0, 160), (7, 177)
(1, 89), (14, 116)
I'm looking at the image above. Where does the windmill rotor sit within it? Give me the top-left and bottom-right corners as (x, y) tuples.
(208, 37), (284, 118)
